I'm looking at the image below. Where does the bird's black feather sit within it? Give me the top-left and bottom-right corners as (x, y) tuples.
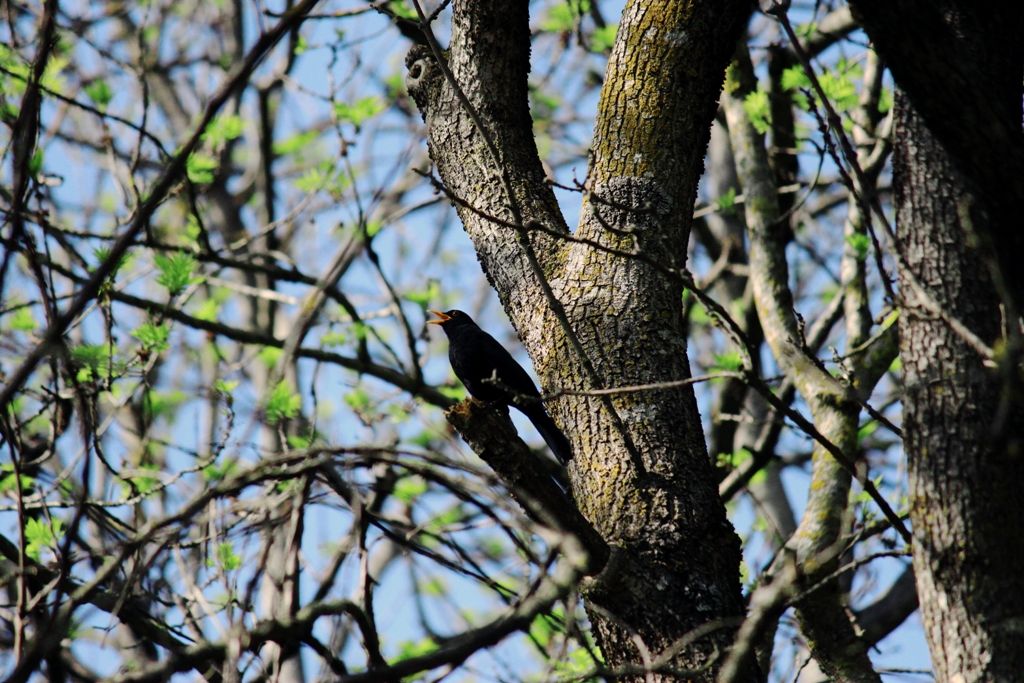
(430, 310), (572, 464)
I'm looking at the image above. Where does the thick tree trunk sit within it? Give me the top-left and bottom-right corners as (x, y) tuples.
(850, 1), (1024, 311)
(405, 1), (755, 679)
(840, 5), (1024, 678)
(894, 90), (1024, 682)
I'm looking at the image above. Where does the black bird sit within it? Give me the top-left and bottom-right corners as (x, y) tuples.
(428, 309), (572, 465)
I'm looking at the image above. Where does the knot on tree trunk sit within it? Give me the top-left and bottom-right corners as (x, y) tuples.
(405, 44), (443, 117)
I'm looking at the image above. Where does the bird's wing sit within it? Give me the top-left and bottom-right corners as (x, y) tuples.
(450, 328), (540, 402)
(478, 332), (541, 401)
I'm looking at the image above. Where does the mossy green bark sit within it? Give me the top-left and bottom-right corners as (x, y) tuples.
(722, 46), (879, 682)
(408, 1), (756, 680)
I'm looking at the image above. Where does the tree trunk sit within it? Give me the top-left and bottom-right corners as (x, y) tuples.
(405, 0), (755, 678)
(849, 1), (1024, 311)
(894, 89), (1024, 682)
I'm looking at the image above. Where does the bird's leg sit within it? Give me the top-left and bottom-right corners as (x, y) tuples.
(468, 395), (510, 417)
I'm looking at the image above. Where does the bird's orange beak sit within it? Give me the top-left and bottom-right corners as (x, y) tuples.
(426, 310), (451, 325)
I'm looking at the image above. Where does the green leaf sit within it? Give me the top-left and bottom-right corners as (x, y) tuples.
(590, 24), (618, 52)
(387, 403), (409, 424)
(480, 537), (505, 560)
(154, 252), (199, 296)
(215, 542), (242, 571)
(688, 300), (710, 325)
(84, 80), (113, 109)
(0, 464), (33, 495)
(529, 614), (556, 647)
(819, 284), (839, 303)
(4, 396), (24, 418)
(293, 160), (350, 197)
(878, 87), (893, 114)
(394, 476), (428, 503)
(717, 447), (752, 469)
(201, 114), (244, 146)
(193, 297), (220, 322)
(383, 70), (406, 98)
(781, 65), (810, 92)
(781, 65), (811, 110)
(71, 344), (121, 380)
(552, 643), (603, 678)
(406, 281), (440, 307)
(384, 0), (416, 20)
(344, 386), (371, 414)
(717, 447), (766, 485)
(742, 89), (771, 134)
(782, 62), (859, 113)
(186, 152), (218, 184)
(25, 517), (64, 561)
(530, 86), (561, 120)
(541, 1), (590, 32)
(132, 321), (170, 353)
(716, 187), (738, 215)
(258, 346), (282, 368)
(1, 101), (19, 123)
(711, 351), (744, 372)
(203, 459), (238, 483)
(272, 130), (318, 156)
(845, 232), (870, 261)
(857, 420), (878, 443)
(856, 475), (885, 505)
(739, 559), (751, 585)
(817, 61), (860, 112)
(395, 638), (439, 662)
(420, 577), (446, 596)
(426, 506), (463, 534)
(333, 96), (385, 127)
(286, 432), (314, 449)
(92, 246), (132, 278)
(321, 331), (348, 347)
(41, 54), (68, 93)
(439, 385), (466, 401)
(121, 463), (160, 496)
(275, 478), (303, 495)
(294, 167), (326, 193)
(141, 25), (159, 46)
(410, 430), (434, 448)
(213, 379), (239, 396)
(71, 344), (105, 370)
(29, 149), (43, 176)
(9, 306), (36, 331)
(143, 389), (187, 422)
(796, 21), (818, 39)
(266, 381), (301, 425)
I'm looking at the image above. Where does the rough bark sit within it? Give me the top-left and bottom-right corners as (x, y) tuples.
(406, 0), (755, 678)
(849, 0), (1024, 315)
(720, 47), (879, 682)
(894, 89), (1024, 682)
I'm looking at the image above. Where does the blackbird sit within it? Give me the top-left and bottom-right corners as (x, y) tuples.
(428, 309), (572, 464)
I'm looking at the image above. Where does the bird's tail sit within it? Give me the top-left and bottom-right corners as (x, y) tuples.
(520, 403), (572, 465)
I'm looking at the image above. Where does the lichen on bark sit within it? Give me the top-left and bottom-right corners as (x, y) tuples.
(406, 0), (756, 679)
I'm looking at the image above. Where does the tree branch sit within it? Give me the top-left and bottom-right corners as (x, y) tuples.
(0, 0), (324, 413)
